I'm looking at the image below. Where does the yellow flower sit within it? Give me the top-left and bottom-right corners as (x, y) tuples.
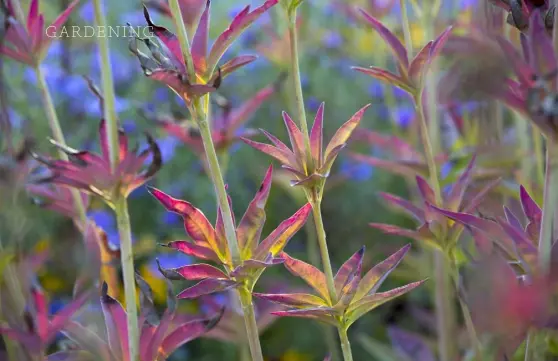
(280, 350), (312, 361)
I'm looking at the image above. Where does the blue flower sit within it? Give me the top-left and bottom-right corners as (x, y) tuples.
(122, 120), (137, 133)
(79, 1), (95, 23)
(161, 212), (182, 226)
(88, 209), (115, 231)
(322, 31), (343, 49)
(307, 96), (321, 112)
(91, 49), (134, 84)
(340, 159), (373, 181)
(394, 105), (414, 128)
(368, 83), (384, 98)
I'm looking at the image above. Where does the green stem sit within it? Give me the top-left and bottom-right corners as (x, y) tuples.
(92, 0), (119, 169)
(169, 0), (196, 80)
(287, 10), (312, 159)
(311, 201), (337, 304)
(92, 2), (138, 359)
(338, 327), (354, 361)
(534, 130), (546, 188)
(539, 139), (558, 271)
(196, 103), (241, 265)
(433, 251), (457, 361)
(399, 0), (413, 59)
(238, 287), (265, 361)
(34, 66), (87, 227)
(114, 197), (139, 361)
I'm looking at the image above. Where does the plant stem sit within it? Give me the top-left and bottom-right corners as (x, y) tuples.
(92, 1), (138, 360)
(238, 287), (265, 361)
(534, 130), (546, 188)
(196, 102), (241, 265)
(414, 91), (456, 361)
(34, 66), (87, 227)
(169, 0), (196, 80)
(92, 0), (119, 169)
(399, 0), (413, 58)
(287, 10), (312, 159)
(114, 196), (139, 361)
(539, 139), (558, 271)
(311, 201), (338, 303)
(338, 327), (354, 361)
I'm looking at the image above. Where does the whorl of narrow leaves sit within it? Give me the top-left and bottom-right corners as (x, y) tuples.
(150, 165), (312, 296)
(61, 280), (222, 361)
(352, 9), (452, 97)
(32, 119), (161, 206)
(255, 245), (424, 329)
(242, 103), (370, 194)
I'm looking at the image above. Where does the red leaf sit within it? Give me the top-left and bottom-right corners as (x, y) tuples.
(254, 293), (328, 308)
(352, 67), (413, 93)
(177, 279), (237, 299)
(324, 104), (370, 162)
(310, 102), (325, 167)
(280, 252), (330, 302)
(334, 247), (365, 296)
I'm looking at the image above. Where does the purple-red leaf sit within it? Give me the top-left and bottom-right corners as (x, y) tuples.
(352, 67), (413, 93)
(162, 241), (219, 262)
(168, 263), (228, 281)
(177, 279), (237, 299)
(101, 283), (128, 361)
(446, 155), (476, 212)
(254, 293), (328, 308)
(379, 192), (425, 222)
(253, 203), (312, 259)
(324, 104), (370, 161)
(280, 252), (330, 302)
(310, 103), (325, 167)
(334, 247), (365, 296)
(241, 137), (292, 165)
(358, 9), (408, 68)
(238, 165), (273, 256)
(353, 244), (411, 302)
(408, 41), (433, 84)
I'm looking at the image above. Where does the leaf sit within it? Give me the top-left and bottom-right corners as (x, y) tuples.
(159, 310), (223, 359)
(100, 282), (128, 361)
(370, 223), (431, 243)
(310, 102), (325, 167)
(253, 203), (312, 259)
(445, 155), (476, 212)
(177, 279), (237, 299)
(46, 351), (94, 361)
(206, 0), (278, 74)
(165, 263), (228, 281)
(254, 293), (329, 308)
(148, 187), (225, 261)
(350, 153), (429, 178)
(379, 192), (425, 222)
(271, 307), (338, 326)
(334, 247), (365, 296)
(48, 291), (91, 345)
(190, 0), (210, 72)
(241, 137), (293, 165)
(388, 327), (436, 361)
(142, 6), (185, 69)
(358, 9), (408, 68)
(408, 41), (433, 85)
(162, 241), (219, 262)
(238, 165), (273, 257)
(324, 104), (370, 160)
(415, 176), (436, 205)
(280, 252), (330, 302)
(352, 67), (413, 93)
(282, 111), (306, 167)
(345, 281), (425, 326)
(353, 244), (411, 302)
(218, 55), (258, 78)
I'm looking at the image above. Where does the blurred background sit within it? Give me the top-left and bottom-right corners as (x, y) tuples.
(0, 0), (482, 360)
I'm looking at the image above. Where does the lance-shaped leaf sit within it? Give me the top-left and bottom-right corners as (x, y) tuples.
(238, 165), (273, 256)
(280, 252), (330, 302)
(334, 247), (365, 298)
(345, 280), (425, 327)
(520, 185), (542, 242)
(352, 244), (411, 302)
(149, 187), (229, 263)
(242, 103), (370, 191)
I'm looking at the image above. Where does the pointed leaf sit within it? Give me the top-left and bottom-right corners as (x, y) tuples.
(334, 247), (365, 296)
(166, 263), (228, 281)
(271, 307), (337, 326)
(206, 0), (278, 74)
(241, 137), (292, 165)
(415, 176), (436, 205)
(218, 55), (258, 78)
(100, 283), (128, 361)
(177, 279), (237, 299)
(352, 66), (413, 93)
(358, 9), (408, 68)
(191, 0), (210, 72)
(353, 244), (411, 302)
(162, 241), (219, 262)
(324, 104), (370, 160)
(282, 111), (306, 166)
(280, 252), (330, 302)
(254, 293), (329, 308)
(253, 203), (312, 259)
(148, 187), (224, 260)
(310, 103), (325, 167)
(408, 41), (433, 85)
(446, 155), (476, 211)
(379, 192), (425, 222)
(346, 281), (425, 326)
(238, 165), (273, 256)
